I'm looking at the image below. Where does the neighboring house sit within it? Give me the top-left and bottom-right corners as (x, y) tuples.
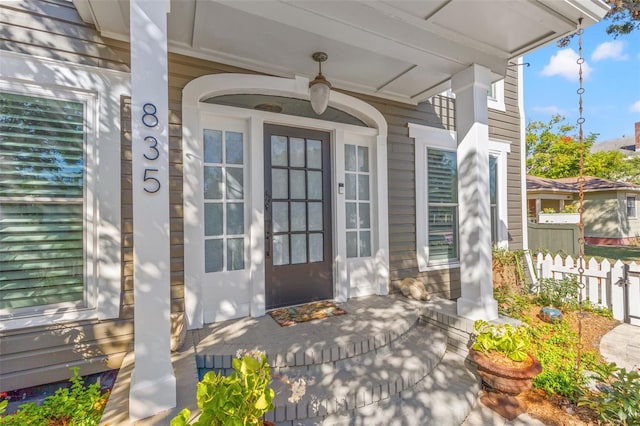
(527, 175), (640, 245)
(591, 122), (640, 158)
(0, 0), (607, 420)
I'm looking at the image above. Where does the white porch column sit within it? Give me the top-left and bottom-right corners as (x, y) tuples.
(451, 64), (498, 321)
(129, 0), (176, 421)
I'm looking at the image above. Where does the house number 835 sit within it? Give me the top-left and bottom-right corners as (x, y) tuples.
(141, 103), (161, 193)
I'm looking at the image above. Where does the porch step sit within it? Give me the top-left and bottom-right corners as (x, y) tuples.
(263, 323), (454, 424)
(316, 351), (480, 426)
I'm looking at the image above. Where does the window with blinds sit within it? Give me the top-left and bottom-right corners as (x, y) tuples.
(427, 148), (458, 262)
(0, 91), (85, 312)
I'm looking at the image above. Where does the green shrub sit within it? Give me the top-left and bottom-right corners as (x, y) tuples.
(533, 277), (579, 310)
(171, 351), (275, 426)
(472, 320), (531, 362)
(0, 368), (108, 426)
(582, 300), (614, 319)
(579, 363), (640, 425)
(494, 286), (531, 319)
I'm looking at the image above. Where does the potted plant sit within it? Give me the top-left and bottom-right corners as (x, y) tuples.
(171, 350), (304, 426)
(467, 320), (542, 395)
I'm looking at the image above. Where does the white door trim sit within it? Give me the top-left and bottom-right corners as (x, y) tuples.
(182, 73), (388, 330)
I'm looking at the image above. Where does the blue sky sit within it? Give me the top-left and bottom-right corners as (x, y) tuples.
(524, 18), (640, 143)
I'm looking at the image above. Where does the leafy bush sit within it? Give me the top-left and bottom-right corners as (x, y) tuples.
(0, 368), (108, 426)
(472, 320), (531, 362)
(494, 286), (531, 319)
(579, 363), (640, 425)
(533, 277), (579, 310)
(525, 320), (603, 400)
(582, 300), (614, 319)
(172, 351), (275, 426)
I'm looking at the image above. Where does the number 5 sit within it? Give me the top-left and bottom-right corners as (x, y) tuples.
(143, 168), (161, 193)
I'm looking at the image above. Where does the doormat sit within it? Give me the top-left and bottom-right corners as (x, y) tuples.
(269, 301), (347, 327)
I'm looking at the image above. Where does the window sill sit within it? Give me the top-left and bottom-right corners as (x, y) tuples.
(419, 261), (460, 272)
(0, 308), (98, 331)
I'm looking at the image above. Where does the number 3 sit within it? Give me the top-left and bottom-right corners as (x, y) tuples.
(143, 136), (160, 160)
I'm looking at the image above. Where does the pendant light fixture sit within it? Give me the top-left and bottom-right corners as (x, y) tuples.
(309, 52), (331, 115)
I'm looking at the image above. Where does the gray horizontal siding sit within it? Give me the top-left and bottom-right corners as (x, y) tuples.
(489, 67), (523, 250)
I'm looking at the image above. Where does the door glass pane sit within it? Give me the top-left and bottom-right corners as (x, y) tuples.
(307, 139), (322, 169)
(204, 239), (223, 273)
(359, 203), (370, 228)
(226, 131), (243, 164)
(290, 137), (305, 167)
(226, 203), (244, 235)
(346, 231), (358, 258)
(345, 173), (356, 200)
(272, 235), (289, 266)
(346, 202), (357, 229)
(227, 238), (244, 270)
(204, 203), (223, 236)
(358, 146), (369, 172)
(290, 202), (306, 231)
(309, 233), (323, 262)
(271, 135), (288, 166)
(272, 202), (289, 232)
(307, 171), (322, 200)
(291, 234), (307, 264)
(308, 202), (323, 231)
(203, 130), (222, 163)
(272, 169), (288, 199)
(358, 175), (370, 200)
(290, 170), (306, 199)
(345, 145), (356, 171)
(226, 168), (243, 199)
(204, 166), (223, 199)
(359, 231), (371, 257)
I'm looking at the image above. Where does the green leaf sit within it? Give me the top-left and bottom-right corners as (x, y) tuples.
(170, 409), (190, 426)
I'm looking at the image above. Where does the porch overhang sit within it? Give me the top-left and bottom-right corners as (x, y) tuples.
(73, 0), (608, 104)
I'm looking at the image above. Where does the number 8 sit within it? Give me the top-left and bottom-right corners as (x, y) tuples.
(142, 103), (158, 128)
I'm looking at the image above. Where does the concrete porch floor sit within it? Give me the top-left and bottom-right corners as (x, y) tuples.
(102, 294), (438, 425)
(99, 293), (555, 425)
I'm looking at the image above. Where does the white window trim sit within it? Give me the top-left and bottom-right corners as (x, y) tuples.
(489, 139), (511, 248)
(488, 80), (506, 112)
(626, 193), (637, 219)
(409, 123), (459, 272)
(440, 79), (505, 112)
(0, 51), (128, 330)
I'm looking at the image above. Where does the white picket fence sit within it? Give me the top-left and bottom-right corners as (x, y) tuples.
(534, 253), (640, 326)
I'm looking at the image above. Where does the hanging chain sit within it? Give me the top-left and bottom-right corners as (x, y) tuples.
(576, 17), (586, 373)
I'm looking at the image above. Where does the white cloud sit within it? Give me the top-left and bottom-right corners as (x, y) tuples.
(591, 41), (629, 61)
(532, 105), (567, 115)
(541, 49), (592, 81)
(630, 100), (640, 113)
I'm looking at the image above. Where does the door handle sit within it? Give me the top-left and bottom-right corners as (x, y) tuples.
(265, 230), (271, 258)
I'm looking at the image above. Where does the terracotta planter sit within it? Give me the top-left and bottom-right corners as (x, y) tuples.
(263, 421), (275, 426)
(468, 349), (542, 395)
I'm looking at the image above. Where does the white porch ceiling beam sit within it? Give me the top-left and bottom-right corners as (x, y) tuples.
(216, 0), (509, 76)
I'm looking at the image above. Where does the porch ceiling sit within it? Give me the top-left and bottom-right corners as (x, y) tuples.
(73, 0), (608, 104)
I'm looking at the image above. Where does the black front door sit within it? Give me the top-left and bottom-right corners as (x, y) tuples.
(264, 124), (333, 309)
